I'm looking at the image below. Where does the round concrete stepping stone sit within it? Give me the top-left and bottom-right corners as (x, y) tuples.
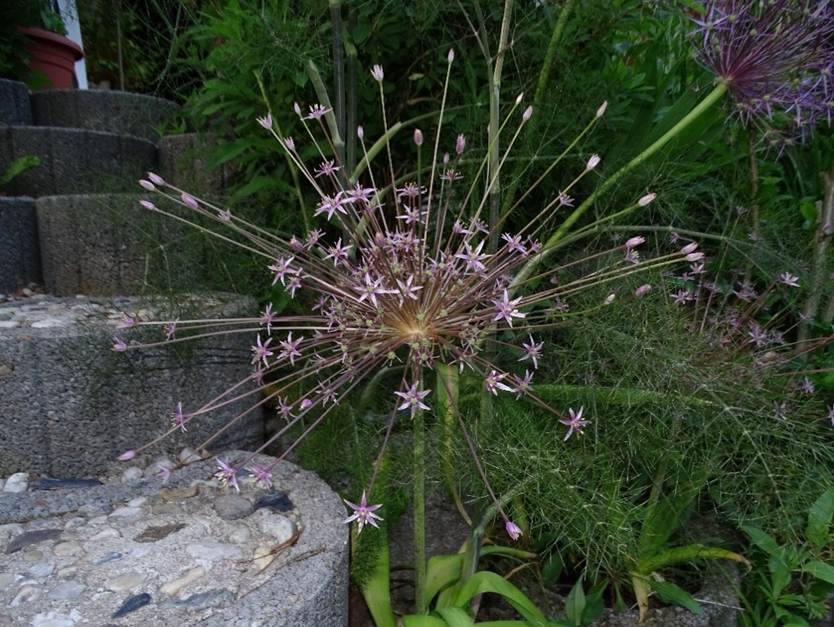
(36, 193), (184, 296)
(0, 197), (41, 292)
(0, 294), (264, 476)
(31, 90), (179, 143)
(0, 454), (348, 626)
(0, 127), (157, 197)
(0, 79), (32, 126)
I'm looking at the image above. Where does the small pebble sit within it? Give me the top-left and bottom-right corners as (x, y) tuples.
(50, 581), (85, 600)
(105, 572), (143, 592)
(108, 506), (141, 519)
(3, 472), (29, 493)
(119, 467), (143, 484)
(111, 592), (151, 618)
(160, 566), (205, 596)
(53, 542), (83, 558)
(9, 585), (39, 607)
(213, 495), (253, 521)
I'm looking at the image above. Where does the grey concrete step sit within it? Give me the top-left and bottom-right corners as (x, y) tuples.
(0, 293), (264, 476)
(35, 193), (184, 296)
(31, 89), (179, 143)
(0, 197), (41, 293)
(158, 133), (232, 195)
(0, 126), (157, 197)
(0, 79), (32, 126)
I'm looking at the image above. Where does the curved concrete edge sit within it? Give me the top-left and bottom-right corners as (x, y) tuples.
(0, 79), (32, 126)
(31, 89), (180, 143)
(0, 453), (349, 627)
(0, 126), (158, 197)
(0, 196), (41, 292)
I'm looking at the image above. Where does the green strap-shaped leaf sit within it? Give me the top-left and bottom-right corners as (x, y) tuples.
(803, 560), (834, 585)
(564, 580), (586, 625)
(436, 607), (476, 627)
(742, 525), (779, 555)
(806, 489), (834, 549)
(650, 579), (702, 615)
(402, 615), (449, 627)
(638, 544), (748, 574)
(450, 571), (549, 626)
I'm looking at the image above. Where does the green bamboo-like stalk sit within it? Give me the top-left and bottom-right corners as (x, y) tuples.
(413, 383), (427, 614)
(502, 0), (576, 213)
(512, 81), (729, 287)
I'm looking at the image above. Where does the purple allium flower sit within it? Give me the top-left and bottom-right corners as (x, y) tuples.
(171, 402), (187, 432)
(505, 519), (523, 541)
(485, 370), (514, 396)
(560, 406), (590, 441)
(343, 491), (383, 533)
(370, 64), (384, 82)
(800, 376), (816, 394)
(672, 289), (694, 305)
(248, 465), (273, 489)
(455, 241), (490, 273)
(314, 160), (341, 178)
(165, 320), (177, 341)
(493, 290), (526, 327)
(325, 239), (352, 267)
(269, 256), (295, 286)
(557, 191), (575, 207)
(256, 113), (273, 130)
(514, 370), (534, 399)
(260, 303), (277, 334)
(277, 396), (294, 420)
(779, 272), (800, 288)
(828, 405), (834, 426)
(694, 0), (834, 136)
(251, 334), (274, 366)
(394, 383), (431, 418)
(278, 332), (304, 365)
(215, 459), (240, 492)
(305, 104), (331, 120)
(519, 336), (544, 369)
(113, 337), (128, 352)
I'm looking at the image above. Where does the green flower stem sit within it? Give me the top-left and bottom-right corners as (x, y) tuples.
(413, 376), (427, 614)
(512, 81), (728, 288)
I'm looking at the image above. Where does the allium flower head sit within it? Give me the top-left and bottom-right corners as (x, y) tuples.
(123, 60), (696, 536)
(505, 519), (523, 541)
(694, 0), (834, 137)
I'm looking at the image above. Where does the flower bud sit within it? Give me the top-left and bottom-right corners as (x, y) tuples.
(371, 64), (384, 82)
(139, 200), (156, 211)
(447, 48), (455, 63)
(596, 101), (608, 118)
(455, 134), (466, 155)
(293, 102), (301, 115)
(147, 172), (165, 185)
(282, 137), (296, 152)
(139, 179), (155, 191)
(680, 242), (699, 255)
(515, 92), (524, 105)
(181, 192), (199, 210)
(118, 450), (137, 461)
(625, 236), (645, 249)
(634, 284), (652, 297)
(638, 193), (656, 207)
(505, 520), (522, 541)
(413, 128), (424, 146)
(604, 293), (616, 305)
(522, 106), (533, 122)
(686, 252), (705, 262)
(443, 152), (450, 164)
(586, 154), (601, 171)
(357, 125), (364, 139)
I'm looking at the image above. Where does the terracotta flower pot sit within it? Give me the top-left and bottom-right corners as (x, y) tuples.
(18, 27), (84, 90)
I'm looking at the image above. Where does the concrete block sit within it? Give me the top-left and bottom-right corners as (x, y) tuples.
(0, 294), (264, 476)
(31, 89), (179, 143)
(158, 133), (232, 195)
(0, 127), (157, 197)
(0, 79), (32, 126)
(0, 197), (41, 292)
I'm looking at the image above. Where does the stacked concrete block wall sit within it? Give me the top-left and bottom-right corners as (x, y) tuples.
(0, 82), (266, 475)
